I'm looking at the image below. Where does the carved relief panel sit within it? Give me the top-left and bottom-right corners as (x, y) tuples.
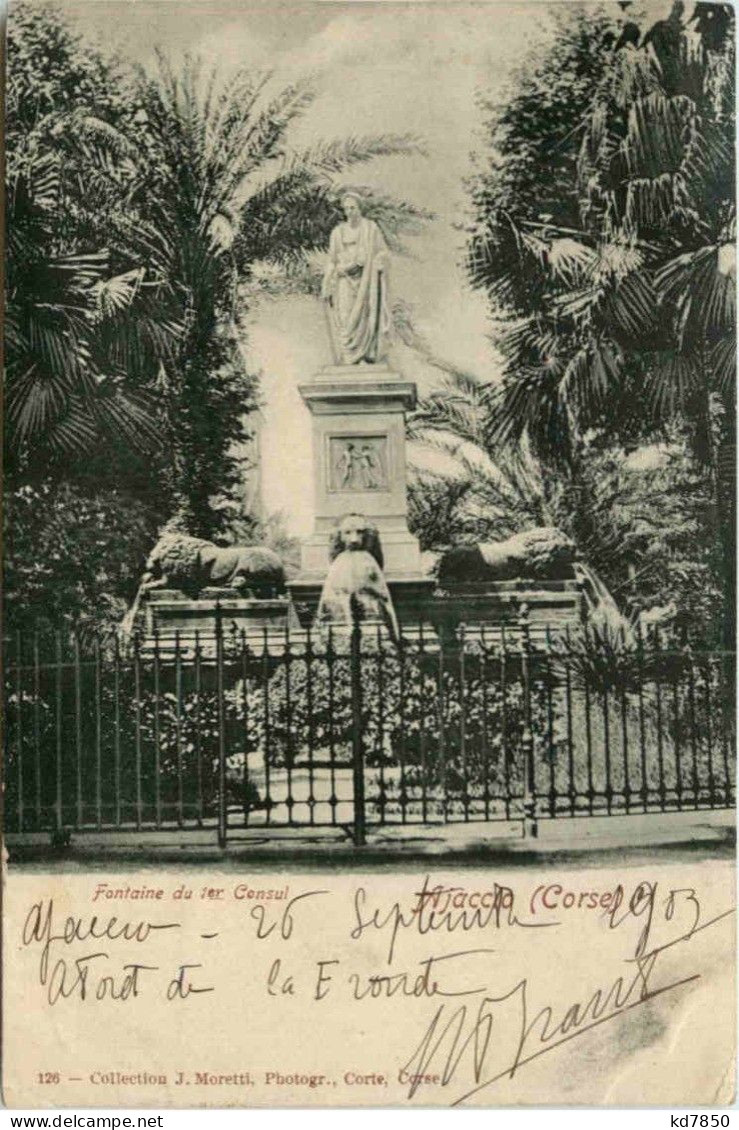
(327, 435), (389, 492)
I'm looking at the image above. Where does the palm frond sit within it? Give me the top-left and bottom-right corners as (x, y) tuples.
(656, 243), (735, 342)
(604, 269), (658, 342)
(206, 78), (317, 221)
(558, 342), (616, 419)
(709, 332), (736, 398)
(548, 236), (598, 280)
(89, 384), (162, 451)
(240, 257), (324, 300)
(409, 390), (486, 449)
(289, 133), (426, 176)
(621, 92), (694, 178)
(644, 351), (701, 418)
(7, 366), (76, 444)
(91, 268), (145, 318)
(45, 400), (100, 455)
(488, 365), (574, 463)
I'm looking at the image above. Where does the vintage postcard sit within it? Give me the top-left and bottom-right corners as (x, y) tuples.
(2, 0), (736, 1110)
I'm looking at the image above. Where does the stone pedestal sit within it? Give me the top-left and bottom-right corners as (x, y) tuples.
(296, 363), (424, 579)
(142, 589), (296, 654)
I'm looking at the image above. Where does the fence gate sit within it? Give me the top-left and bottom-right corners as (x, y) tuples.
(222, 619), (366, 844)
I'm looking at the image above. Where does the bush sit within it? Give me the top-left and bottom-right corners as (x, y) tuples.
(4, 479), (159, 640)
(244, 640), (546, 794)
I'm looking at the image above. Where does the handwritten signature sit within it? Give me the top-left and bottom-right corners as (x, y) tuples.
(397, 882), (734, 1104)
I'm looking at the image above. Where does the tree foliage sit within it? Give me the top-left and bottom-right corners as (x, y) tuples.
(4, 479), (158, 638)
(467, 1), (735, 463)
(5, 4), (430, 632)
(408, 363), (723, 639)
(460, 0), (734, 641)
(5, 3), (178, 476)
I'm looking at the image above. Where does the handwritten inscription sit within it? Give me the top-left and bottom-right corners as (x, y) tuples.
(351, 877), (555, 964)
(22, 899), (183, 1005)
(16, 875), (734, 1105)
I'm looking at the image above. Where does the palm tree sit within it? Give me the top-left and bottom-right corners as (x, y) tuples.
(466, 1), (735, 637)
(5, 105), (179, 472)
(468, 3), (734, 455)
(132, 53), (430, 537)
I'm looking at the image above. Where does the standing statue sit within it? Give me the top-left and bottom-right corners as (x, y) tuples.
(321, 193), (391, 365)
(337, 442), (361, 488)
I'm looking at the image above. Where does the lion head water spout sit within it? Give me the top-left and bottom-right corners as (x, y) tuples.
(315, 513), (399, 640)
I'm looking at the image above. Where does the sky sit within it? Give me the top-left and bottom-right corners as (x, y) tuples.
(59, 0), (568, 533)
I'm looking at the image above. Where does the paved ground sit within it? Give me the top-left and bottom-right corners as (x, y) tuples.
(5, 808), (735, 870)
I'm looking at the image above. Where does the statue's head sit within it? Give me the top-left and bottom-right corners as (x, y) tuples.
(341, 193), (363, 222)
(329, 512), (383, 569)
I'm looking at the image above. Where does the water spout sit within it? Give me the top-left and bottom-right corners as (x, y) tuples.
(120, 581), (146, 640)
(316, 549), (399, 641)
(574, 562), (634, 642)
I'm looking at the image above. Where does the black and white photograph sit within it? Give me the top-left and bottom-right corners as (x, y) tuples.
(2, 0), (736, 1110)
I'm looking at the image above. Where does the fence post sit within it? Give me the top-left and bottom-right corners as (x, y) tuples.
(216, 601), (227, 849)
(350, 597), (366, 847)
(16, 630), (24, 834)
(54, 630), (64, 843)
(519, 603), (538, 839)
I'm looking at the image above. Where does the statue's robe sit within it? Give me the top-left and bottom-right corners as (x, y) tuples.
(323, 217), (391, 364)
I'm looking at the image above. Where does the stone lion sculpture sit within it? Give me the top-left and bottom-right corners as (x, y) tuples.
(316, 513), (399, 639)
(141, 533), (286, 598)
(437, 527), (577, 589)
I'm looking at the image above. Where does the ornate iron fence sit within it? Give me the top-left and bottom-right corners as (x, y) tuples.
(3, 609), (735, 846)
